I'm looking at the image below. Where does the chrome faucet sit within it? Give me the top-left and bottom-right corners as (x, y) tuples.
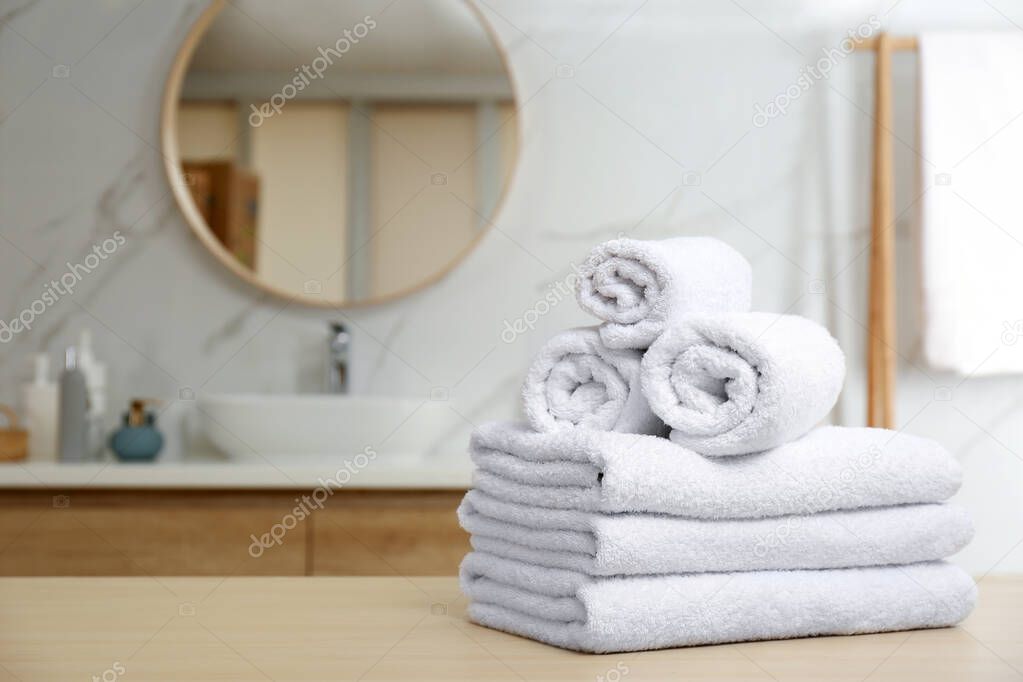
(326, 322), (351, 394)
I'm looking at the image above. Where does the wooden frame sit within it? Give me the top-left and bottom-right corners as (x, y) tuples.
(159, 0), (522, 309)
(855, 33), (918, 428)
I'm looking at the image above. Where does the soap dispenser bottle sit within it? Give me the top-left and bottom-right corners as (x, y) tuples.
(78, 330), (107, 458)
(58, 347), (89, 462)
(23, 353), (58, 461)
(109, 399), (163, 462)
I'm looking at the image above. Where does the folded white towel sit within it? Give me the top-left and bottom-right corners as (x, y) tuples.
(471, 422), (961, 518)
(642, 312), (845, 456)
(522, 327), (664, 435)
(576, 237), (753, 349)
(461, 552), (977, 653)
(459, 490), (973, 575)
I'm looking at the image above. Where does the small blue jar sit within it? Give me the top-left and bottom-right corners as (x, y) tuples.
(109, 399), (163, 462)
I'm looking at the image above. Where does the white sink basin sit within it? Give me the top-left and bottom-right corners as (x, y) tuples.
(196, 394), (463, 462)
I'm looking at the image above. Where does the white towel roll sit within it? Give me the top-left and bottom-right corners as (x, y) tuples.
(575, 237), (753, 349)
(523, 327), (664, 435)
(641, 312), (845, 456)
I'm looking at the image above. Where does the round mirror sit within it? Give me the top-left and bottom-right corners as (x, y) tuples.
(162, 0), (518, 306)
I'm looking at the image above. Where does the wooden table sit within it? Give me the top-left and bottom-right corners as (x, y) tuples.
(2, 576), (1020, 681)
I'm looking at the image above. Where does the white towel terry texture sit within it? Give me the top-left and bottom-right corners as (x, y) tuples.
(641, 312), (846, 455)
(522, 327), (663, 436)
(461, 237), (975, 653)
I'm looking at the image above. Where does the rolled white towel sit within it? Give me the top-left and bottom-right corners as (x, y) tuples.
(522, 327), (664, 435)
(642, 312), (845, 456)
(575, 237), (753, 349)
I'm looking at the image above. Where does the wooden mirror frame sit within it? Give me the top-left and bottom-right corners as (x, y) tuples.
(160, 0), (521, 308)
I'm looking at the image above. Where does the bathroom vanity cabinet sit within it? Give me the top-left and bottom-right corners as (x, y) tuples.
(0, 489), (468, 576)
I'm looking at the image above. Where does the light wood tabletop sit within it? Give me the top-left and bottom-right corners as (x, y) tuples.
(1, 575), (1020, 681)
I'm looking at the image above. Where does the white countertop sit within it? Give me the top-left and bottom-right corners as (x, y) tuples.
(0, 455), (473, 490)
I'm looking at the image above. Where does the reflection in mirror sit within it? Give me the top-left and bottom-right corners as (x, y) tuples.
(170, 0), (518, 305)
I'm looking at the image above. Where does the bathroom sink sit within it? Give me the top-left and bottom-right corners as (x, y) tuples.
(196, 394), (463, 462)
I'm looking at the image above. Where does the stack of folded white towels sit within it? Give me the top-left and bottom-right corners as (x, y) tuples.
(459, 236), (976, 653)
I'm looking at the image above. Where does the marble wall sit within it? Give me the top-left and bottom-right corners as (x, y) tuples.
(2, 0), (1022, 573)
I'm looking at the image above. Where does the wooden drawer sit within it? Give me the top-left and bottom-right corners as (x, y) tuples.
(0, 489), (468, 576)
(0, 491), (306, 576)
(311, 491), (468, 576)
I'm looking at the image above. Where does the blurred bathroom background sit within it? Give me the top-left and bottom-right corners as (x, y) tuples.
(1, 0), (1021, 576)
